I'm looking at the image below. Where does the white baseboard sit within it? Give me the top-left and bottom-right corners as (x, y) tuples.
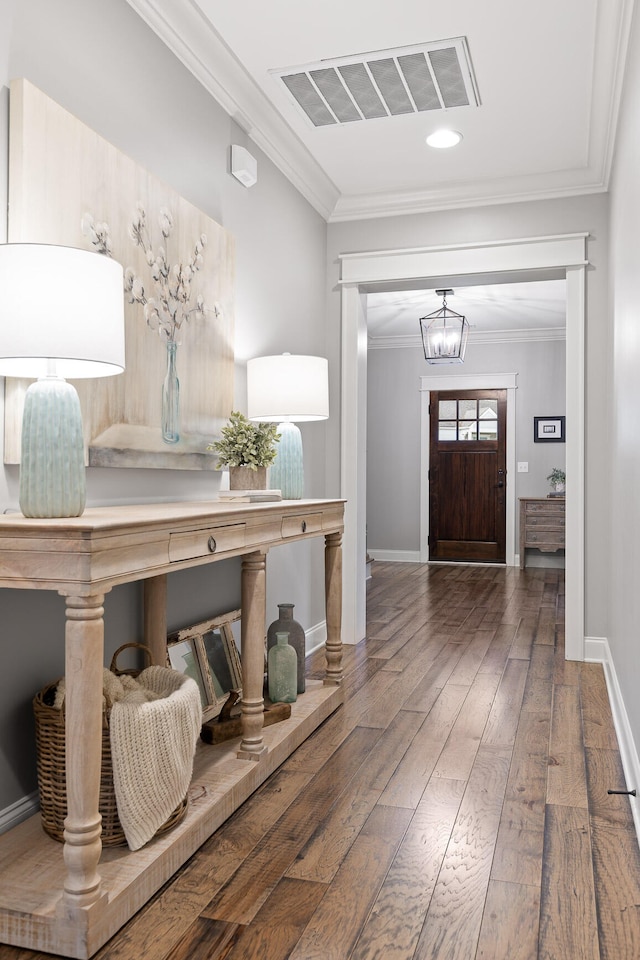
(585, 635), (640, 843)
(368, 549), (421, 563)
(305, 620), (327, 657)
(584, 636), (609, 662)
(372, 550), (515, 567)
(0, 790), (39, 835)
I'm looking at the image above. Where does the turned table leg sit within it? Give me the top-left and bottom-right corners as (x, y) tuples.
(59, 594), (107, 913)
(238, 551), (267, 760)
(324, 531), (343, 685)
(144, 574), (168, 665)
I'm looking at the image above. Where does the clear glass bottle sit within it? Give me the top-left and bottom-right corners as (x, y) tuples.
(162, 340), (180, 444)
(268, 631), (297, 703)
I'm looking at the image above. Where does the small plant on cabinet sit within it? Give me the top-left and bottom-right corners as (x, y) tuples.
(547, 467), (566, 491)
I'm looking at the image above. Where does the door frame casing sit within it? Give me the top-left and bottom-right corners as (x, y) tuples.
(339, 232), (587, 660)
(419, 373), (518, 566)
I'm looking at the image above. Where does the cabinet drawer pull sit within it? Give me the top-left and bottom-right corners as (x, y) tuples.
(281, 513), (322, 538)
(208, 536), (217, 553)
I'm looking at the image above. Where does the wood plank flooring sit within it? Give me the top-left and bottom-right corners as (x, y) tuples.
(3, 561), (640, 960)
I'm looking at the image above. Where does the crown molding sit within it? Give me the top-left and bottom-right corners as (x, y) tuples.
(329, 0), (632, 222)
(126, 0), (631, 224)
(125, 0), (339, 220)
(330, 174), (607, 222)
(368, 328), (566, 350)
(586, 0), (636, 190)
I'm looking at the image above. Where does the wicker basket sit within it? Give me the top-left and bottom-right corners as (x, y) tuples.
(33, 643), (188, 846)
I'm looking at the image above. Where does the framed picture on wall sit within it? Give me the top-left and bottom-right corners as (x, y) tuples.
(5, 78), (235, 472)
(533, 416), (566, 443)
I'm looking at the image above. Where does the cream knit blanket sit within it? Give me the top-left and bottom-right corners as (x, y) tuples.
(54, 666), (201, 851)
(108, 666), (202, 851)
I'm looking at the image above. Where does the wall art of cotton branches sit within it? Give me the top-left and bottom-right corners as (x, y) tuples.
(82, 205), (222, 445)
(6, 78), (235, 470)
(82, 204), (218, 346)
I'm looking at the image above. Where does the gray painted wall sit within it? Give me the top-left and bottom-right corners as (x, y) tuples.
(0, 0), (330, 810)
(608, 1), (640, 794)
(366, 338), (566, 556)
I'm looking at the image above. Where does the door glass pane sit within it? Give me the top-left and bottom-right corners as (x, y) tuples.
(438, 421), (457, 441)
(478, 419), (498, 439)
(436, 394), (500, 442)
(439, 400), (456, 419)
(458, 421), (478, 440)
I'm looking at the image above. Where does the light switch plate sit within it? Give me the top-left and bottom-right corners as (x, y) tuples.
(518, 462), (529, 472)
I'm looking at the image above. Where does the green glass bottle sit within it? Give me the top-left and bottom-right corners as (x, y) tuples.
(268, 632), (297, 703)
(267, 603), (306, 693)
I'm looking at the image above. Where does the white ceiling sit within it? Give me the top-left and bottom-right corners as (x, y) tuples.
(127, 0), (633, 222)
(125, 0), (629, 337)
(366, 277), (567, 345)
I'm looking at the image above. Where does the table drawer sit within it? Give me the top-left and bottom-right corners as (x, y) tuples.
(169, 523), (246, 562)
(281, 513), (323, 538)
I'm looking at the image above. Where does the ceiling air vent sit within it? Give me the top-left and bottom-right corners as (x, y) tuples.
(272, 37), (479, 128)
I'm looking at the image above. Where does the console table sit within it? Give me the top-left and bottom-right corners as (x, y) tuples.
(0, 499), (345, 958)
(519, 496), (565, 569)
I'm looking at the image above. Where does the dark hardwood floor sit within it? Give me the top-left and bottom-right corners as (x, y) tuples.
(4, 561), (640, 959)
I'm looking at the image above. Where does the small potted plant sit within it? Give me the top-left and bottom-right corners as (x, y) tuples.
(209, 411), (279, 490)
(547, 467), (566, 494)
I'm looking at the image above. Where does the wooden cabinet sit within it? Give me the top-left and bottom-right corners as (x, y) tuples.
(0, 499), (345, 959)
(519, 497), (565, 569)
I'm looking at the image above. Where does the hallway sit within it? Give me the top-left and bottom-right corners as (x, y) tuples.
(2, 561), (640, 959)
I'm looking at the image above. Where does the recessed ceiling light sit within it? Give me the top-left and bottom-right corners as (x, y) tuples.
(426, 129), (463, 149)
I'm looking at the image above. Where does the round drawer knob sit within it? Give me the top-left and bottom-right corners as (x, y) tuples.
(208, 536), (217, 553)
(530, 535), (537, 542)
(301, 520), (307, 533)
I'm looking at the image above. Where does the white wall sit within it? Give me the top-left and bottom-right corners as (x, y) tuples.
(0, 0), (330, 809)
(608, 1), (640, 783)
(367, 337), (566, 557)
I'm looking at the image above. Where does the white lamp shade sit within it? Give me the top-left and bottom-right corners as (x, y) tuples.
(247, 354), (329, 422)
(0, 243), (125, 378)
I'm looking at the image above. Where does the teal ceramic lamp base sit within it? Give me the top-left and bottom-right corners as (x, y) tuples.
(270, 422), (303, 500)
(19, 377), (86, 518)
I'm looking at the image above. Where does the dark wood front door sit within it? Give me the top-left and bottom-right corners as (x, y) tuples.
(429, 389), (507, 562)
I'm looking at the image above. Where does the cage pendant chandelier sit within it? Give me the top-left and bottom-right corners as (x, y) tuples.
(419, 288), (469, 364)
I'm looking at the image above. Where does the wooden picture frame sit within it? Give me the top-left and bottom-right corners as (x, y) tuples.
(167, 609), (242, 722)
(533, 415), (565, 443)
(167, 637), (211, 711)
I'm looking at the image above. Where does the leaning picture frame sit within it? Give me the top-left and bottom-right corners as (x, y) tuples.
(167, 609), (242, 722)
(533, 415), (566, 443)
(167, 637), (211, 711)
